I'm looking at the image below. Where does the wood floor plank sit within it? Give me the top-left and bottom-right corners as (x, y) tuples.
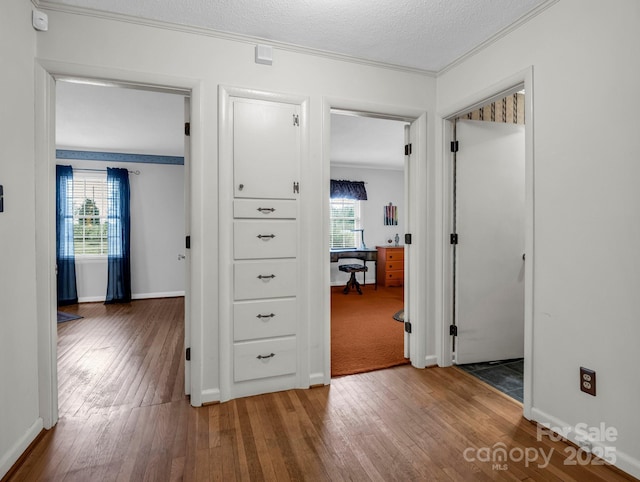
(6, 298), (638, 482)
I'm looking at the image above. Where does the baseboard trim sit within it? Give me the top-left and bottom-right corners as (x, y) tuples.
(424, 355), (438, 367)
(530, 407), (640, 479)
(309, 372), (327, 387)
(200, 388), (221, 405)
(132, 291), (186, 300)
(78, 291), (185, 303)
(0, 418), (44, 480)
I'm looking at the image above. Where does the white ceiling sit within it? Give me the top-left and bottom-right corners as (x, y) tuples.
(53, 0), (548, 167)
(43, 0), (549, 73)
(331, 114), (407, 170)
(56, 81), (407, 169)
(56, 81), (185, 156)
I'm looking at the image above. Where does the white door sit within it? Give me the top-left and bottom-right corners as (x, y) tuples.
(233, 99), (300, 200)
(455, 119), (525, 365)
(183, 97), (191, 395)
(403, 122), (414, 360)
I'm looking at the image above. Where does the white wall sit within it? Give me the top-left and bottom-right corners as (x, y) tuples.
(330, 165), (404, 285)
(34, 7), (436, 407)
(0, 0), (43, 478)
(437, 0), (640, 477)
(61, 160), (185, 301)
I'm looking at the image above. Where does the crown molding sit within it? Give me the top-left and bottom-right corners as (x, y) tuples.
(33, 0), (437, 78)
(331, 162), (403, 172)
(437, 0), (560, 76)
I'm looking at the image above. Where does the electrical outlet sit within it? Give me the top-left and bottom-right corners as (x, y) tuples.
(580, 367), (596, 396)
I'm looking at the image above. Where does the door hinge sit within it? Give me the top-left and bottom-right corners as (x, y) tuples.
(449, 324), (458, 336)
(185, 122), (191, 136)
(404, 321), (412, 334)
(186, 235), (191, 249)
(293, 181), (299, 194)
(450, 233), (458, 245)
(186, 347), (191, 361)
(450, 140), (459, 152)
(293, 114), (299, 126)
(404, 233), (412, 245)
(404, 143), (412, 156)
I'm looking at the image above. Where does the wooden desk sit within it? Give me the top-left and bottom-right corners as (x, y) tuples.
(330, 248), (378, 289)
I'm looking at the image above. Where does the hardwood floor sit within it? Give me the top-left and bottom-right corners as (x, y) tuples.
(5, 298), (636, 481)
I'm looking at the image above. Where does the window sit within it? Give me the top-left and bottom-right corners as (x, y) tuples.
(330, 198), (361, 248)
(72, 173), (108, 255)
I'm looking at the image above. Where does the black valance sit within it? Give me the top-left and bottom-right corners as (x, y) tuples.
(330, 179), (368, 200)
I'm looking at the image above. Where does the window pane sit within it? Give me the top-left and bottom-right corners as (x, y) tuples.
(72, 174), (108, 255)
(329, 198), (360, 248)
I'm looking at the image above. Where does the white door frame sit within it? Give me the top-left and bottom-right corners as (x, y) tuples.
(322, 98), (430, 383)
(437, 67), (535, 418)
(34, 60), (204, 429)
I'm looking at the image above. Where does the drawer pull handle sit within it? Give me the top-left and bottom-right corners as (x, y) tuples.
(257, 353), (275, 360)
(257, 274), (276, 280)
(256, 313), (275, 319)
(257, 207), (275, 213)
(257, 234), (276, 239)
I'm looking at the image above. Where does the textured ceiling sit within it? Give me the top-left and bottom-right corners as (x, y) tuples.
(331, 114), (406, 170)
(56, 81), (185, 156)
(53, 0), (548, 165)
(56, 82), (406, 169)
(43, 0), (549, 72)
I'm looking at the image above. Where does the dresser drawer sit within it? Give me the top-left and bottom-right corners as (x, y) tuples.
(384, 250), (404, 262)
(234, 337), (297, 382)
(234, 199), (297, 219)
(384, 270), (404, 286)
(233, 298), (297, 341)
(234, 260), (297, 300)
(384, 261), (403, 272)
(385, 270), (404, 281)
(234, 221), (297, 259)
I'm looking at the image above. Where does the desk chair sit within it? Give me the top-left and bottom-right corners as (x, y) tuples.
(338, 264), (368, 295)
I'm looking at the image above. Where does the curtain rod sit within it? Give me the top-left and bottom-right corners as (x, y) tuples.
(73, 167), (141, 175)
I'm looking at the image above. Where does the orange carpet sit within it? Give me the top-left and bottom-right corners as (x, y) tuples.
(331, 284), (409, 377)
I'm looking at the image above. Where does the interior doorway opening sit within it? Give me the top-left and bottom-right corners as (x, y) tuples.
(329, 110), (411, 378)
(448, 88), (527, 402)
(53, 78), (191, 417)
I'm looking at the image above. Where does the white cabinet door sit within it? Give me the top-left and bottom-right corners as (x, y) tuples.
(233, 100), (299, 199)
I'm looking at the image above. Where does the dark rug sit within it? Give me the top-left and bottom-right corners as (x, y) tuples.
(57, 311), (83, 323)
(458, 358), (524, 402)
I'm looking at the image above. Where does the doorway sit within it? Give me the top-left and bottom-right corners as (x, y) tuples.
(448, 88), (529, 402)
(53, 79), (191, 416)
(329, 111), (410, 377)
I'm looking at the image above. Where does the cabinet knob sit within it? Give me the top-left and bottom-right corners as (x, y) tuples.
(238, 183), (244, 191)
